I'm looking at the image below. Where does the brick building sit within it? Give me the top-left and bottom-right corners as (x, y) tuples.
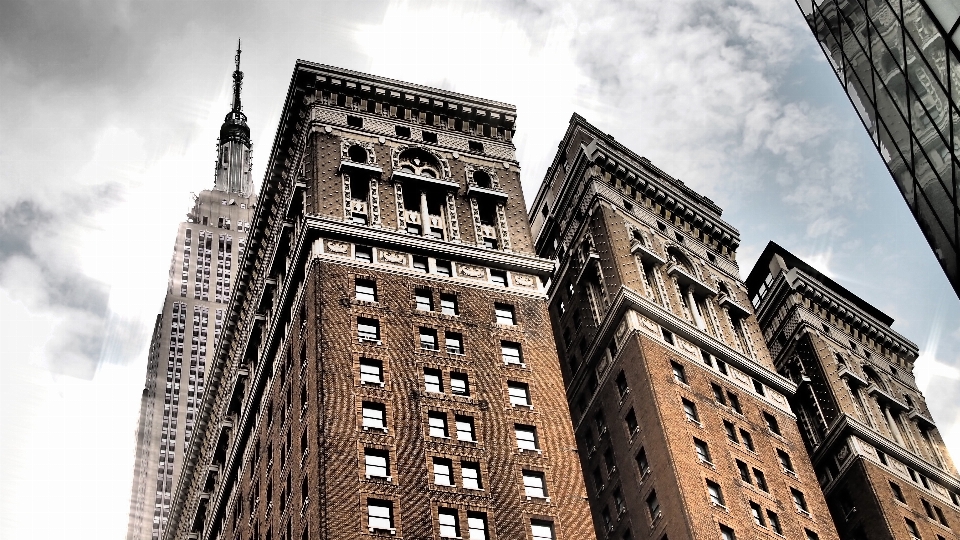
(746, 242), (960, 540)
(527, 115), (840, 540)
(161, 63), (593, 540)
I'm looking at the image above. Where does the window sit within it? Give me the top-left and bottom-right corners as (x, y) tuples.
(662, 328), (675, 345)
(347, 115), (363, 128)
(804, 530), (820, 540)
(694, 438), (711, 464)
(407, 223), (423, 235)
(764, 412), (781, 435)
(890, 481), (905, 502)
(740, 429), (754, 451)
(595, 410), (607, 432)
(359, 358), (384, 385)
(616, 371), (629, 397)
(935, 506), (950, 527)
(791, 488), (809, 514)
(356, 279), (377, 302)
(435, 259), (452, 276)
(440, 294), (458, 315)
(467, 512), (488, 540)
(523, 470), (548, 498)
(413, 255), (428, 272)
(461, 462), (482, 490)
(415, 289), (433, 311)
(428, 412), (448, 438)
(750, 501), (765, 527)
(736, 460), (751, 483)
(438, 509), (459, 538)
(502, 341), (523, 365)
(364, 449), (389, 479)
(682, 399), (700, 423)
(515, 424), (539, 451)
(753, 468), (768, 491)
(777, 449), (794, 473)
(450, 372), (469, 396)
(707, 480), (725, 507)
(445, 332), (464, 354)
(724, 421), (738, 444)
(720, 524), (736, 540)
(717, 359), (729, 375)
(701, 350), (713, 366)
(395, 125), (411, 137)
(671, 361), (687, 384)
(906, 519), (921, 539)
(490, 270), (507, 286)
(355, 245), (373, 262)
(647, 491), (662, 521)
(625, 408), (639, 434)
(727, 392), (742, 414)
(753, 379), (765, 396)
(495, 303), (516, 325)
(636, 448), (650, 477)
(357, 318), (380, 342)
(767, 510), (783, 534)
(531, 520), (554, 540)
(712, 384), (726, 405)
(604, 448), (616, 474)
(433, 458), (453, 485)
(508, 382), (531, 407)
(424, 368), (443, 393)
(923, 499), (936, 519)
(362, 402), (386, 431)
(455, 415), (475, 442)
(420, 328), (438, 350)
(367, 500), (393, 532)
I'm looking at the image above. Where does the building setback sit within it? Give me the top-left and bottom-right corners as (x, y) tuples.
(126, 46), (256, 540)
(528, 115), (840, 540)
(746, 241), (960, 540)
(795, 0), (960, 296)
(162, 63), (593, 540)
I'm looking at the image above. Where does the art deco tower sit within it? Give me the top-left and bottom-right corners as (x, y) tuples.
(126, 44), (257, 540)
(529, 115), (839, 540)
(162, 64), (592, 540)
(747, 242), (960, 540)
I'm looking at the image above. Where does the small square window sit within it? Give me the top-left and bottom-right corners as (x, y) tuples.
(422, 130), (438, 143)
(407, 223), (423, 235)
(523, 470), (547, 498)
(347, 115), (363, 128)
(515, 424), (539, 451)
(424, 368), (443, 393)
(420, 328), (438, 350)
(508, 381), (531, 407)
(415, 289), (433, 311)
(364, 449), (389, 478)
(355, 278), (377, 302)
(413, 255), (428, 272)
(428, 412), (448, 438)
(438, 509), (459, 538)
(753, 379), (765, 396)
(359, 358), (383, 386)
(428, 226), (445, 239)
(502, 341), (523, 365)
(890, 481), (905, 502)
(682, 399), (700, 423)
(707, 480), (725, 506)
(805, 530), (820, 540)
(694, 438), (711, 464)
(490, 270), (507, 286)
(395, 125), (411, 138)
(450, 372), (469, 396)
(355, 245), (373, 263)
(440, 293), (458, 315)
(433, 458), (453, 486)
(468, 140), (484, 153)
(662, 328), (675, 345)
(495, 303), (516, 325)
(435, 259), (452, 276)
(357, 318), (380, 342)
(764, 412), (781, 435)
(455, 415), (475, 442)
(461, 461), (482, 490)
(367, 499), (394, 532)
(530, 520), (554, 540)
(671, 361), (688, 384)
(445, 332), (464, 354)
(362, 402), (386, 431)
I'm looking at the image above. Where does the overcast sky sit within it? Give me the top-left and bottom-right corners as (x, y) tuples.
(2, 1), (959, 538)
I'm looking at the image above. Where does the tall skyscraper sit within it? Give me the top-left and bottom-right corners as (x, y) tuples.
(746, 241), (960, 540)
(161, 63), (592, 540)
(126, 45), (257, 540)
(527, 115), (839, 540)
(796, 0), (960, 295)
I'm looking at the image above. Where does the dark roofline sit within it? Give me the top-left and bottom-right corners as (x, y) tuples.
(745, 241), (894, 327)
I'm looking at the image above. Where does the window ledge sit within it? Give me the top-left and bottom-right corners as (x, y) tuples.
(368, 527), (397, 535)
(364, 474), (393, 482)
(518, 447), (542, 455)
(525, 495), (552, 503)
(362, 426), (388, 433)
(359, 338), (383, 345)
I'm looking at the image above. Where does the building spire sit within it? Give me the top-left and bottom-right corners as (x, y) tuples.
(214, 39), (253, 196)
(232, 39), (243, 113)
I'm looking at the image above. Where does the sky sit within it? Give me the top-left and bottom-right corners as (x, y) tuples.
(1, 0), (958, 538)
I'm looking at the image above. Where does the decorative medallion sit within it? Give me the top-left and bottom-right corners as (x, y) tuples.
(378, 250), (407, 266)
(458, 265), (487, 279)
(326, 240), (349, 254)
(513, 274), (536, 288)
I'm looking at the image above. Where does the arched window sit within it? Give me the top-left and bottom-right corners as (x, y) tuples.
(473, 170), (492, 189)
(397, 148), (441, 178)
(863, 366), (885, 390)
(348, 145), (368, 164)
(667, 247), (694, 273)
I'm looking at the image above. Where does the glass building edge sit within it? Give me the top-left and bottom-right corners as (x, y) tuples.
(797, 0), (960, 297)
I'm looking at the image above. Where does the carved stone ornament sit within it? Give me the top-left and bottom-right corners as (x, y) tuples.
(326, 240), (350, 254)
(463, 163), (501, 189)
(836, 442), (851, 463)
(513, 274), (536, 288)
(378, 250), (407, 266)
(445, 191), (460, 241)
(369, 177), (382, 226)
(340, 138), (378, 164)
(342, 173), (353, 220)
(394, 183), (405, 231)
(458, 264), (487, 279)
(391, 144), (451, 179)
(495, 202), (512, 251)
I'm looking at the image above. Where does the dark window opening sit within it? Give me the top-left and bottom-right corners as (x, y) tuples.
(469, 140), (484, 153)
(347, 115), (363, 128)
(422, 130), (438, 143)
(395, 125), (411, 138)
(473, 170), (492, 188)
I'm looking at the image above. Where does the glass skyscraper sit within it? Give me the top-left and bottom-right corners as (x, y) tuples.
(797, 0), (960, 294)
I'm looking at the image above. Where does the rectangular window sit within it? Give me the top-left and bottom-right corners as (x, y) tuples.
(424, 368), (443, 393)
(792, 488), (809, 514)
(415, 289), (433, 311)
(367, 500), (393, 532)
(445, 332), (464, 354)
(364, 449), (389, 479)
(694, 438), (711, 464)
(362, 402), (386, 431)
(450, 372), (469, 396)
(636, 448), (650, 477)
(435, 259), (452, 276)
(523, 470), (547, 498)
(433, 458), (453, 486)
(661, 328), (674, 345)
(429, 227), (445, 240)
(736, 460), (751, 483)
(440, 293), (458, 315)
(647, 491), (661, 521)
(777, 449), (795, 473)
(355, 279), (377, 302)
(515, 424), (539, 451)
(490, 270), (507, 286)
(906, 519), (921, 539)
(728, 392), (742, 414)
(508, 381), (531, 407)
(357, 318), (380, 342)
(355, 245), (373, 263)
(923, 499), (936, 519)
(359, 358), (383, 386)
(671, 361), (687, 384)
(467, 513), (488, 540)
(495, 303), (516, 325)
(720, 524), (736, 540)
(753, 379), (765, 396)
(767, 510), (783, 534)
(740, 429), (754, 451)
(413, 255), (428, 272)
(455, 415), (475, 442)
(891, 481), (905, 502)
(420, 328), (438, 350)
(461, 462), (482, 490)
(707, 480), (725, 506)
(724, 421), (738, 444)
(428, 412), (448, 438)
(764, 412), (781, 435)
(502, 341), (523, 365)
(712, 383), (726, 405)
(753, 468), (768, 491)
(625, 408), (639, 434)
(750, 501), (765, 527)
(616, 371), (629, 397)
(407, 223), (423, 235)
(438, 509), (459, 538)
(682, 399), (700, 423)
(531, 520), (554, 540)
(805, 530), (820, 540)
